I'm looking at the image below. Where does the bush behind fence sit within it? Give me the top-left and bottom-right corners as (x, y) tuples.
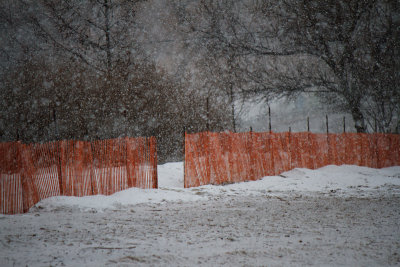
(0, 137), (157, 214)
(184, 131), (400, 188)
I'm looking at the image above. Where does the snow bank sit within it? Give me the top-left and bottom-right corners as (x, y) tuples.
(31, 163), (400, 212)
(157, 161), (184, 188)
(202, 165), (400, 196)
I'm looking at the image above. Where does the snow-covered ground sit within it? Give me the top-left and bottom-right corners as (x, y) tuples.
(1, 163), (400, 266)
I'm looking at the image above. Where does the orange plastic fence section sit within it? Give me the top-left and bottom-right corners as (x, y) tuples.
(184, 131), (400, 188)
(0, 137), (158, 214)
(0, 142), (23, 214)
(61, 140), (94, 196)
(125, 137), (158, 189)
(30, 142), (62, 200)
(90, 138), (128, 195)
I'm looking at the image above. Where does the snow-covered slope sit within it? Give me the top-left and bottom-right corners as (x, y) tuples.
(30, 163), (400, 212)
(2, 163), (400, 267)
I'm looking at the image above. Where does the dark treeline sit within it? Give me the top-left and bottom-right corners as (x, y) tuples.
(0, 0), (231, 162)
(177, 0), (399, 133)
(0, 0), (399, 162)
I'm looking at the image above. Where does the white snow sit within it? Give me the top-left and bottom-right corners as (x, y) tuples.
(27, 163), (400, 212)
(157, 161), (184, 188)
(1, 163), (400, 266)
(203, 164), (400, 197)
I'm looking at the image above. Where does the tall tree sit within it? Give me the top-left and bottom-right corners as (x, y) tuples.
(0, 0), (233, 161)
(179, 0), (400, 133)
(22, 0), (145, 74)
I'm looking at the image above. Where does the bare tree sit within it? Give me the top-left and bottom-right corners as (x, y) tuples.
(19, 0), (147, 74)
(0, 0), (234, 162)
(178, 0), (400, 133)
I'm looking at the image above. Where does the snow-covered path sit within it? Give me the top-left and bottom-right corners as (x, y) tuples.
(1, 194), (400, 266)
(1, 164), (400, 266)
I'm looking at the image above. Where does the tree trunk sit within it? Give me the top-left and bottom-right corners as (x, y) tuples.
(350, 105), (367, 133)
(206, 96), (210, 131)
(229, 83), (236, 132)
(104, 0), (112, 77)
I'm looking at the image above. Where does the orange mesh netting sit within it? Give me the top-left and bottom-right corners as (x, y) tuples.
(0, 136), (158, 214)
(1, 142), (24, 214)
(184, 131), (400, 188)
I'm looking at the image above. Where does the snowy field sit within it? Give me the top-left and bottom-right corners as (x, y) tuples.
(1, 163), (400, 266)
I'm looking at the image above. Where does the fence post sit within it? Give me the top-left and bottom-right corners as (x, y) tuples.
(123, 110), (128, 137)
(326, 115), (331, 164)
(90, 140), (95, 195)
(206, 131), (211, 185)
(18, 142), (26, 213)
(152, 137), (158, 189)
(20, 143), (40, 213)
(231, 84), (236, 133)
(270, 131), (275, 175)
(307, 118), (312, 168)
(183, 126), (186, 188)
(375, 132), (379, 168)
(51, 105), (63, 196)
(269, 106), (272, 133)
(249, 127), (255, 180)
(206, 97), (210, 131)
(343, 116), (346, 133)
(52, 107), (59, 140)
(289, 127), (292, 169)
(326, 115), (329, 134)
(307, 124), (312, 169)
(57, 141), (63, 195)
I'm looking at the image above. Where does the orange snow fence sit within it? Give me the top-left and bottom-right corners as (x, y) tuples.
(0, 137), (157, 214)
(184, 131), (400, 188)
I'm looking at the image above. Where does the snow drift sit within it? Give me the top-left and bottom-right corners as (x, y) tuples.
(26, 163), (400, 213)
